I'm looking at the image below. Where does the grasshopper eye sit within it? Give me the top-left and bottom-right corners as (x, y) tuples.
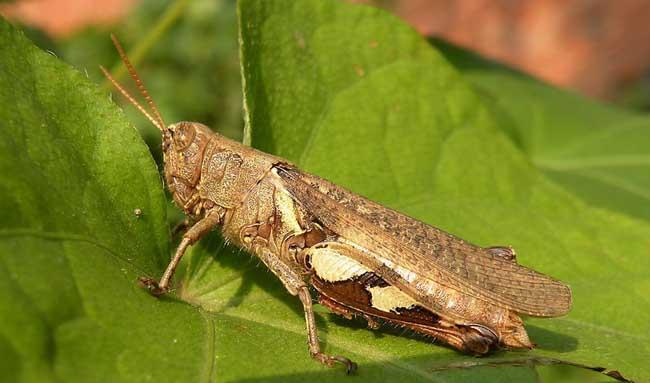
(173, 122), (196, 151)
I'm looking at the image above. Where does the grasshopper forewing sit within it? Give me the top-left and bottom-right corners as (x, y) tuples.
(102, 35), (572, 374)
(276, 167), (572, 318)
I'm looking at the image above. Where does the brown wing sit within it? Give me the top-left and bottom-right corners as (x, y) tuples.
(276, 166), (572, 317)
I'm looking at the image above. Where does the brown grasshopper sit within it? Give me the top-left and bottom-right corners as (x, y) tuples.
(101, 35), (571, 374)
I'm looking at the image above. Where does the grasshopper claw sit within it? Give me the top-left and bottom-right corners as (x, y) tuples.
(138, 276), (167, 296)
(312, 352), (357, 374)
(336, 356), (358, 375)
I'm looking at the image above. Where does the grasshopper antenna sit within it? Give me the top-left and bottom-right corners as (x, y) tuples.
(100, 34), (166, 132)
(100, 66), (163, 131)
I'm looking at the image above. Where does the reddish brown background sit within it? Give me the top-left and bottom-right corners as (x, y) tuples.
(4, 0), (650, 101)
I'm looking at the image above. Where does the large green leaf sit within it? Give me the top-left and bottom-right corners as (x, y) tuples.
(431, 39), (650, 223)
(0, 18), (212, 383)
(233, 0), (647, 381)
(2, 0), (648, 382)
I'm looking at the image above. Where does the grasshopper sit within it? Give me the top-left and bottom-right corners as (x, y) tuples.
(102, 35), (571, 373)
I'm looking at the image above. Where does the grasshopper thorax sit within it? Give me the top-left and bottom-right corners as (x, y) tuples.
(101, 35), (283, 219)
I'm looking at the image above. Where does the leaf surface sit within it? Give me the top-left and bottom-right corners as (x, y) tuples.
(0, 18), (212, 383)
(2, 0), (648, 381)
(235, 0), (649, 381)
(433, 39), (650, 222)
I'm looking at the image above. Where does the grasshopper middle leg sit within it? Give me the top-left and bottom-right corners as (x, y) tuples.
(298, 286), (358, 374)
(251, 245), (358, 373)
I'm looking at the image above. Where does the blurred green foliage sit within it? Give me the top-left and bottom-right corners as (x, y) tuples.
(22, 0), (243, 165)
(432, 38), (650, 223)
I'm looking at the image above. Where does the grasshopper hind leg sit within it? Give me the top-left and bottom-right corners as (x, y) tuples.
(460, 324), (500, 355)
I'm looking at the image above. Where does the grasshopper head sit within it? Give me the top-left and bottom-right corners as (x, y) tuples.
(101, 36), (213, 214)
(102, 36), (280, 215)
(162, 121), (213, 210)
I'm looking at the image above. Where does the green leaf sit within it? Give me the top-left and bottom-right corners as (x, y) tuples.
(0, 18), (213, 383)
(2, 0), (648, 381)
(432, 39), (650, 223)
(233, 0), (648, 381)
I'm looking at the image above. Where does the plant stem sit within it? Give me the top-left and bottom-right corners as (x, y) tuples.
(102, 0), (192, 90)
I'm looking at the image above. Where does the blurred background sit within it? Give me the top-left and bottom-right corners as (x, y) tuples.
(0, 0), (641, 382)
(5, 0), (650, 107)
(3, 0), (650, 146)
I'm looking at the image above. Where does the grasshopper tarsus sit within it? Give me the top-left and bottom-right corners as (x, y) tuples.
(339, 357), (358, 375)
(137, 276), (168, 297)
(312, 352), (358, 374)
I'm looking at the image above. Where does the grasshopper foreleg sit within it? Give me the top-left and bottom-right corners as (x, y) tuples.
(139, 209), (222, 296)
